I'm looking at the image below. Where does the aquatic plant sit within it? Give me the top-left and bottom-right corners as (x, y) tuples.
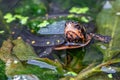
(1, 0), (120, 80)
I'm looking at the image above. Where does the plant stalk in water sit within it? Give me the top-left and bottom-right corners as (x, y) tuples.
(74, 58), (120, 80)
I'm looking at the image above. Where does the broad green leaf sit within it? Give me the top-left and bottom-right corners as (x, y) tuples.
(96, 0), (120, 61)
(12, 39), (38, 61)
(0, 39), (25, 76)
(0, 39), (13, 62)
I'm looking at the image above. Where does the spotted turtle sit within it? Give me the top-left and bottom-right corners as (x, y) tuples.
(12, 21), (111, 57)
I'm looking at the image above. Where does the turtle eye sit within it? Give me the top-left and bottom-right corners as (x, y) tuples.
(71, 21), (74, 23)
(75, 24), (80, 29)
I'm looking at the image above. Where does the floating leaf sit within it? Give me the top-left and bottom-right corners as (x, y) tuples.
(20, 17), (29, 25)
(14, 15), (29, 25)
(3, 13), (16, 23)
(67, 14), (75, 18)
(69, 7), (89, 14)
(37, 20), (49, 28)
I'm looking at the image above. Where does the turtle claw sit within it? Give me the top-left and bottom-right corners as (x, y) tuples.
(102, 36), (111, 43)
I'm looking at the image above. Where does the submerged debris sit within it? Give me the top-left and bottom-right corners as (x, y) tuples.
(101, 66), (116, 73)
(27, 60), (57, 71)
(8, 74), (39, 80)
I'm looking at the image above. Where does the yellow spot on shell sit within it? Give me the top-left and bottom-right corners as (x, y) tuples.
(31, 30), (35, 33)
(56, 40), (60, 43)
(32, 41), (35, 44)
(17, 36), (21, 39)
(46, 41), (50, 45)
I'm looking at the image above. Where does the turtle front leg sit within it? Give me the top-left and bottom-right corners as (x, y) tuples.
(89, 33), (111, 43)
(34, 47), (53, 57)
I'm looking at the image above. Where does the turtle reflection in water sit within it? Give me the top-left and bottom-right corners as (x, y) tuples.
(12, 21), (111, 57)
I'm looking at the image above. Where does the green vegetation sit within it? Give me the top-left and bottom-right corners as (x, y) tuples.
(69, 7), (89, 14)
(14, 0), (47, 17)
(0, 60), (7, 80)
(4, 13), (29, 24)
(0, 0), (120, 80)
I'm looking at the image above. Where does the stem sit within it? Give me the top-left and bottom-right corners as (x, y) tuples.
(74, 58), (120, 80)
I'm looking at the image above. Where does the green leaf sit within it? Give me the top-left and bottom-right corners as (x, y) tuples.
(0, 39), (13, 62)
(12, 39), (38, 61)
(67, 14), (75, 18)
(4, 13), (12, 19)
(96, 1), (120, 61)
(14, 15), (29, 25)
(0, 30), (4, 34)
(81, 16), (89, 23)
(69, 7), (89, 14)
(4, 13), (16, 23)
(64, 71), (77, 76)
(37, 20), (49, 28)
(0, 60), (7, 80)
(108, 74), (113, 78)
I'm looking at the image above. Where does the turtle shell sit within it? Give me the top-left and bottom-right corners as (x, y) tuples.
(11, 21), (111, 57)
(11, 26), (66, 47)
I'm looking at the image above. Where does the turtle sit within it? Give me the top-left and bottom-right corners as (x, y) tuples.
(11, 21), (111, 57)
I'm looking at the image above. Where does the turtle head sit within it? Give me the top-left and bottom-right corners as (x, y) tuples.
(65, 21), (87, 43)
